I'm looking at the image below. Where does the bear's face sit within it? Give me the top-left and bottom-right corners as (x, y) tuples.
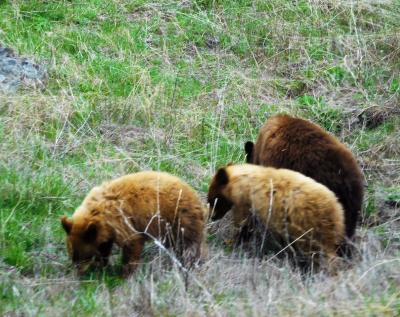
(61, 216), (114, 274)
(208, 167), (233, 221)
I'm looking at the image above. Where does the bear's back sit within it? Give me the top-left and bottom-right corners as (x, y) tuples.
(254, 115), (339, 165)
(225, 164), (345, 252)
(226, 164), (341, 213)
(107, 171), (190, 193)
(74, 171), (205, 222)
(252, 115), (364, 238)
(104, 171), (204, 217)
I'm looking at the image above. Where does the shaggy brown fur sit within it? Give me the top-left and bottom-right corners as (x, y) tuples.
(61, 171), (208, 276)
(245, 114), (364, 239)
(208, 164), (345, 265)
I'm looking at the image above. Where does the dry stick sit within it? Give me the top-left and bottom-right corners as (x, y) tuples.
(173, 189), (183, 225)
(356, 258), (400, 285)
(210, 83), (227, 175)
(259, 178), (274, 255)
(209, 199), (218, 220)
(2, 196), (22, 228)
(27, 279), (97, 286)
(266, 228), (314, 264)
(116, 204), (213, 301)
(165, 69), (179, 142)
(1, 196), (22, 249)
(156, 178), (163, 275)
(169, 189), (183, 250)
(283, 191), (300, 265)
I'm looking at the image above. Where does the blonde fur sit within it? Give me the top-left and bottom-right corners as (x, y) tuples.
(208, 164), (345, 263)
(62, 171), (208, 276)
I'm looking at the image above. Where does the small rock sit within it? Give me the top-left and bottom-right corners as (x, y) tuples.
(0, 47), (14, 57)
(22, 63), (40, 78)
(0, 44), (47, 93)
(205, 35), (219, 49)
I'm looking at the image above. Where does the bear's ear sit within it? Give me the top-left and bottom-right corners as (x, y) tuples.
(61, 216), (73, 234)
(215, 167), (229, 186)
(244, 141), (254, 163)
(83, 222), (98, 242)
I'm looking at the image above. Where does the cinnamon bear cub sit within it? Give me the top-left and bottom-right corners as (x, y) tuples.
(245, 114), (364, 239)
(61, 171), (207, 276)
(208, 164), (345, 265)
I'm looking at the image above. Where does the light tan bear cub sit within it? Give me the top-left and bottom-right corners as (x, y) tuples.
(208, 164), (345, 266)
(61, 171), (208, 277)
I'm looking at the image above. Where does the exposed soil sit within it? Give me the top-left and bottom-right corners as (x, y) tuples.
(99, 123), (166, 147)
(357, 104), (400, 129)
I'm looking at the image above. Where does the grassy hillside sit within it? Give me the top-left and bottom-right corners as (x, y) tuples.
(1, 0), (399, 315)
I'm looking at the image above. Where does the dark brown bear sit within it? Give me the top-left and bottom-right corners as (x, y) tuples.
(245, 114), (364, 239)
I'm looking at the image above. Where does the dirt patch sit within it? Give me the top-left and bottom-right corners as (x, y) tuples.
(357, 104), (400, 129)
(362, 186), (400, 228)
(208, 211), (238, 247)
(99, 123), (166, 147)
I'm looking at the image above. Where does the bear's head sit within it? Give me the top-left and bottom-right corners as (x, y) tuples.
(207, 167), (234, 221)
(61, 215), (114, 274)
(244, 141), (254, 163)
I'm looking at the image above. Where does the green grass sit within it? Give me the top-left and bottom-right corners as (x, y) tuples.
(1, 0), (400, 315)
(385, 187), (400, 206)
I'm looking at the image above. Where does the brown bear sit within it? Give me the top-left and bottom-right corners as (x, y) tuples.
(61, 171), (208, 276)
(208, 164), (345, 266)
(245, 114), (364, 239)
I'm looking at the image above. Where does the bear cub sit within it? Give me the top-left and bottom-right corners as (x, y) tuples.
(245, 114), (364, 239)
(208, 164), (345, 266)
(61, 171), (208, 276)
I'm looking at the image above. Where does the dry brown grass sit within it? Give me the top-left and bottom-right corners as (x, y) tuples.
(1, 0), (400, 315)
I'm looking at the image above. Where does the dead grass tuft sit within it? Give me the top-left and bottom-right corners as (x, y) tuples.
(357, 105), (400, 129)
